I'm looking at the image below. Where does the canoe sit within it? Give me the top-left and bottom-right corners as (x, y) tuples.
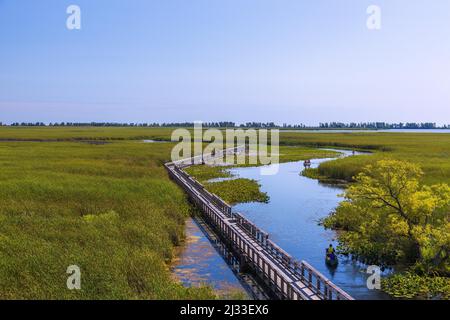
(325, 255), (338, 267)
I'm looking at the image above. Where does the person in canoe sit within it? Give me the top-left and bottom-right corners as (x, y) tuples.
(325, 244), (338, 267)
(303, 159), (311, 168)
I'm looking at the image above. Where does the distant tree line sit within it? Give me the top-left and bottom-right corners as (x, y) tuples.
(318, 122), (446, 129)
(5, 122), (236, 128)
(1, 121), (449, 129)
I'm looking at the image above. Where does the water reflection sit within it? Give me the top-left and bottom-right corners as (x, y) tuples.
(229, 149), (391, 300)
(171, 218), (245, 294)
(172, 217), (271, 299)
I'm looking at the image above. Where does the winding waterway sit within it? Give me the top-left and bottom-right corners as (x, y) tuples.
(173, 149), (391, 300)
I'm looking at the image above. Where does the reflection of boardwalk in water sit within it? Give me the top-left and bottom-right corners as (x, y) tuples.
(171, 218), (243, 291)
(172, 217), (270, 299)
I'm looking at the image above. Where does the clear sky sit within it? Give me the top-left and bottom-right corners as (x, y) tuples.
(1, 0), (449, 125)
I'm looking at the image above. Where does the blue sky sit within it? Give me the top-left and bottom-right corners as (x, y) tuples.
(1, 1), (449, 124)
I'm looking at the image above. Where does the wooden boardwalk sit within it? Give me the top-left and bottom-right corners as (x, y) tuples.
(165, 146), (354, 300)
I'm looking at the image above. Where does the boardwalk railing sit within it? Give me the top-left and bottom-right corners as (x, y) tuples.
(165, 146), (354, 300)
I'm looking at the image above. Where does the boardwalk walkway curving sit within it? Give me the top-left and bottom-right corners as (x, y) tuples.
(165, 146), (354, 300)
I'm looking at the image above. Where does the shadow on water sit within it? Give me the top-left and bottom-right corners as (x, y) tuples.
(171, 216), (271, 299)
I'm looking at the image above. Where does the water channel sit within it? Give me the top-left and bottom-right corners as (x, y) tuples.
(172, 149), (391, 299)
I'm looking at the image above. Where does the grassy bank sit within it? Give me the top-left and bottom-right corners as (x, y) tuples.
(0, 139), (215, 299)
(2, 126), (449, 186)
(186, 146), (339, 204)
(0, 126), (175, 141)
(185, 165), (269, 205)
(280, 132), (450, 184)
(11, 127), (448, 184)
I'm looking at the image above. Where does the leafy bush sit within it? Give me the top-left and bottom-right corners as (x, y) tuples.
(323, 159), (450, 298)
(324, 160), (450, 268)
(383, 272), (450, 299)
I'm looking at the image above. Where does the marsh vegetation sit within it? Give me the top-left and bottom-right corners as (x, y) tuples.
(185, 146), (338, 204)
(0, 137), (214, 299)
(0, 127), (449, 299)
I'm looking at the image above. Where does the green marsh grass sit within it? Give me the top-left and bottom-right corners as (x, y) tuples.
(0, 140), (214, 299)
(1, 127), (449, 299)
(204, 179), (269, 205)
(279, 132), (450, 184)
(186, 146), (339, 204)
